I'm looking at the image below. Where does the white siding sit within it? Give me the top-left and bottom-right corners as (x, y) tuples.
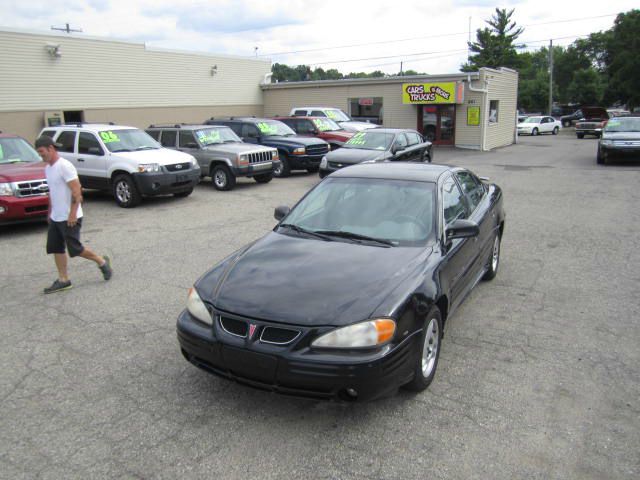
(0, 29), (271, 112)
(483, 68), (519, 150)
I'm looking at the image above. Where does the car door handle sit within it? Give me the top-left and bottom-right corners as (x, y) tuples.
(77, 158), (85, 162)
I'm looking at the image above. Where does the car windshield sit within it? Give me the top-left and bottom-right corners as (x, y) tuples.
(312, 118), (342, 132)
(523, 117), (542, 124)
(195, 127), (241, 145)
(0, 137), (42, 164)
(280, 177), (436, 246)
(604, 117), (640, 132)
(99, 129), (160, 152)
(256, 121), (296, 136)
(324, 109), (351, 122)
(343, 131), (395, 151)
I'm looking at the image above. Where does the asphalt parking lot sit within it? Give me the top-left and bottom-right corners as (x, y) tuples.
(1, 130), (639, 479)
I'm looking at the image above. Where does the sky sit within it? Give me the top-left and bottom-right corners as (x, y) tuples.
(1, 0), (638, 75)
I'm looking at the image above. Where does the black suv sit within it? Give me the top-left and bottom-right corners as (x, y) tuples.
(205, 117), (330, 177)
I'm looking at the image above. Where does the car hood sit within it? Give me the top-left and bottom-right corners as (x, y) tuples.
(517, 122), (536, 128)
(203, 143), (274, 155)
(201, 231), (431, 327)
(262, 136), (326, 147)
(580, 107), (609, 120)
(338, 121), (379, 132)
(326, 148), (387, 164)
(0, 161), (47, 182)
(110, 147), (195, 166)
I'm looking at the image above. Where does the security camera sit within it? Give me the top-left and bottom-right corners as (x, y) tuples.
(45, 43), (61, 58)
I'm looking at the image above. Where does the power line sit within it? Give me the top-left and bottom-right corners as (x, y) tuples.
(260, 13), (618, 58)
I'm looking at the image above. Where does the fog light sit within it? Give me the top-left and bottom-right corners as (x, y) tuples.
(346, 388), (358, 397)
(0, 206), (5, 214)
(152, 183), (160, 190)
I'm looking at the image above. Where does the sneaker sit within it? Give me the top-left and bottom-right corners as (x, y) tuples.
(99, 255), (113, 281)
(44, 279), (72, 294)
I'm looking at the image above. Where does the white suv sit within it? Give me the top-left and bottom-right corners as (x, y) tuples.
(39, 123), (200, 208)
(289, 107), (379, 132)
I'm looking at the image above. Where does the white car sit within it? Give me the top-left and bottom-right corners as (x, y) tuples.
(517, 116), (562, 136)
(289, 107), (379, 132)
(39, 123), (200, 208)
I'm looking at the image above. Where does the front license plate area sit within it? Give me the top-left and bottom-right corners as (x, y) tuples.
(222, 346), (277, 382)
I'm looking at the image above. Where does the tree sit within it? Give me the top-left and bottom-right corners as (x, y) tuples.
(605, 9), (640, 108)
(566, 68), (605, 105)
(461, 8), (524, 71)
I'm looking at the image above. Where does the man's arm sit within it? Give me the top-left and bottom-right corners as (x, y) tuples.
(67, 178), (83, 226)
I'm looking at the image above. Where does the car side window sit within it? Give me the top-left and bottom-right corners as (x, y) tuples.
(293, 110), (307, 116)
(160, 130), (177, 147)
(406, 132), (421, 145)
(241, 124), (260, 138)
(146, 130), (160, 141)
(311, 110), (325, 117)
(78, 132), (104, 155)
(56, 131), (76, 153)
(442, 176), (467, 224)
(297, 120), (315, 134)
(41, 130), (56, 138)
(455, 170), (484, 212)
(394, 134), (409, 149)
(224, 123), (242, 136)
(179, 130), (197, 147)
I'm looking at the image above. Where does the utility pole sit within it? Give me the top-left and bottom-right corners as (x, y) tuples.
(548, 39), (553, 115)
(400, 61), (403, 76)
(51, 23), (82, 34)
(468, 17), (472, 62)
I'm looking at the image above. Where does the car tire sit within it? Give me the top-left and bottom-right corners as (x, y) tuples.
(211, 164), (236, 191)
(254, 173), (273, 183)
(112, 174), (142, 208)
(597, 148), (605, 165)
(273, 153), (291, 178)
(532, 128), (539, 136)
(577, 133), (584, 139)
(563, 120), (570, 127)
(404, 306), (442, 392)
(482, 233), (501, 281)
(174, 188), (193, 198)
(306, 166), (320, 173)
(422, 152), (432, 163)
(552, 127), (559, 135)
(319, 171), (328, 179)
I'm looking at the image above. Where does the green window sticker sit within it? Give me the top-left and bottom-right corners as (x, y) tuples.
(257, 122), (278, 135)
(346, 132), (366, 145)
(312, 119), (332, 132)
(99, 131), (120, 143)
(0, 144), (3, 160)
(326, 110), (340, 120)
(197, 130), (221, 144)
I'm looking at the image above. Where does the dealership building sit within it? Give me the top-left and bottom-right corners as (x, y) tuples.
(1, 27), (518, 151)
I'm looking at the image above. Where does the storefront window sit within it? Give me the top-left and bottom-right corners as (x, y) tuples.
(348, 97), (383, 125)
(489, 100), (499, 123)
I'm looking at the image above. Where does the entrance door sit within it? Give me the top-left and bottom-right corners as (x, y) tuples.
(419, 105), (456, 145)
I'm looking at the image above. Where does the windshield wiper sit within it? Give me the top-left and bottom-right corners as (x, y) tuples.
(223, 140), (238, 143)
(279, 224), (332, 241)
(314, 230), (394, 247)
(134, 146), (156, 151)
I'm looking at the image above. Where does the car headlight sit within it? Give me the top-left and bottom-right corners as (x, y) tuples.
(272, 150), (279, 161)
(0, 182), (14, 196)
(320, 156), (328, 168)
(311, 319), (396, 348)
(292, 147), (306, 155)
(601, 139), (613, 146)
(238, 154), (249, 166)
(186, 287), (212, 325)
(138, 163), (160, 173)
(190, 157), (198, 168)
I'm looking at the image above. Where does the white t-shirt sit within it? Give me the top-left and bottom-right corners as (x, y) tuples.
(45, 157), (83, 222)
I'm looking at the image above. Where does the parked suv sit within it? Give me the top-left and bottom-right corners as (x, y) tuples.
(289, 107), (378, 132)
(39, 123), (200, 208)
(205, 117), (329, 177)
(0, 133), (49, 224)
(146, 124), (279, 191)
(560, 109), (583, 127)
(272, 116), (353, 150)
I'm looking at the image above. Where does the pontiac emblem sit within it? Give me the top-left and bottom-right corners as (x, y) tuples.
(175, 164), (183, 169)
(248, 324), (257, 339)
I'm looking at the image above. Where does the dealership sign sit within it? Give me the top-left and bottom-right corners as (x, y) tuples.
(402, 82), (463, 104)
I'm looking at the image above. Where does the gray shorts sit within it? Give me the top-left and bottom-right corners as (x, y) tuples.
(46, 219), (84, 257)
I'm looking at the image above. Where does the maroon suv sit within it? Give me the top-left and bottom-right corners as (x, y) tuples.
(0, 133), (49, 224)
(272, 116), (353, 150)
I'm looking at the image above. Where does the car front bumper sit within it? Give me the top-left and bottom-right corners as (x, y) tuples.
(176, 309), (418, 402)
(0, 195), (49, 224)
(133, 168), (200, 196)
(287, 154), (323, 170)
(600, 143), (640, 159)
(231, 160), (280, 177)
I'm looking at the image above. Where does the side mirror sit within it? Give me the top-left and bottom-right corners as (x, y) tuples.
(185, 142), (198, 149)
(446, 219), (480, 240)
(392, 144), (405, 154)
(274, 205), (290, 221)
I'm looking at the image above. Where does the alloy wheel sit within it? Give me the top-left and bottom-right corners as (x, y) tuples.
(421, 317), (440, 378)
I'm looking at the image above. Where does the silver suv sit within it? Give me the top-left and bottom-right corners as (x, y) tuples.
(146, 124), (279, 190)
(39, 123), (200, 208)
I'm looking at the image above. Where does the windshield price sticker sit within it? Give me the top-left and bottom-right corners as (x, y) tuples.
(313, 119), (333, 131)
(0, 144), (3, 159)
(197, 130), (221, 143)
(257, 122), (278, 135)
(325, 110), (340, 120)
(99, 131), (120, 143)
(347, 132), (367, 145)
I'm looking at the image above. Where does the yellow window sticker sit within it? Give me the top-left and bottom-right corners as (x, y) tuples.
(99, 131), (120, 143)
(346, 132), (366, 145)
(326, 110), (340, 120)
(313, 119), (333, 132)
(257, 122), (278, 135)
(197, 130), (221, 144)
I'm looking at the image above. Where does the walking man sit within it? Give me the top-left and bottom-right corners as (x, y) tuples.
(35, 136), (112, 293)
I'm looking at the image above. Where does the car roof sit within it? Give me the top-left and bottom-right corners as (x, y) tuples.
(356, 128), (417, 134)
(0, 133), (21, 138)
(46, 123), (137, 132)
(207, 117), (275, 123)
(272, 116), (333, 120)
(148, 124), (227, 130)
(330, 162), (453, 182)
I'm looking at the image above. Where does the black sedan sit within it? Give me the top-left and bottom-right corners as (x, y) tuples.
(177, 162), (505, 401)
(318, 128), (432, 178)
(597, 115), (640, 165)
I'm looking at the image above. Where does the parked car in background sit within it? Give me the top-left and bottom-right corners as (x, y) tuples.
(205, 117), (329, 177)
(177, 162), (505, 401)
(517, 116), (562, 136)
(289, 107), (378, 132)
(146, 124), (279, 191)
(560, 109), (583, 127)
(597, 115), (640, 165)
(39, 124), (200, 208)
(0, 133), (49, 224)
(575, 107), (609, 139)
(318, 128), (432, 178)
(273, 116), (353, 150)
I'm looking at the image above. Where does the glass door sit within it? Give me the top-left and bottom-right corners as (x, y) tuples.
(419, 105), (456, 145)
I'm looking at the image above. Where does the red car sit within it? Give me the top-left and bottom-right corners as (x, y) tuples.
(0, 133), (49, 225)
(272, 116), (353, 150)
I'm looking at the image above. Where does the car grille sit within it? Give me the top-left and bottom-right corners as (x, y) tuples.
(260, 327), (301, 345)
(328, 161), (348, 169)
(15, 179), (48, 197)
(219, 316), (248, 337)
(247, 151), (273, 164)
(306, 144), (330, 156)
(577, 122), (601, 129)
(165, 162), (192, 172)
(218, 314), (301, 345)
(611, 140), (640, 146)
